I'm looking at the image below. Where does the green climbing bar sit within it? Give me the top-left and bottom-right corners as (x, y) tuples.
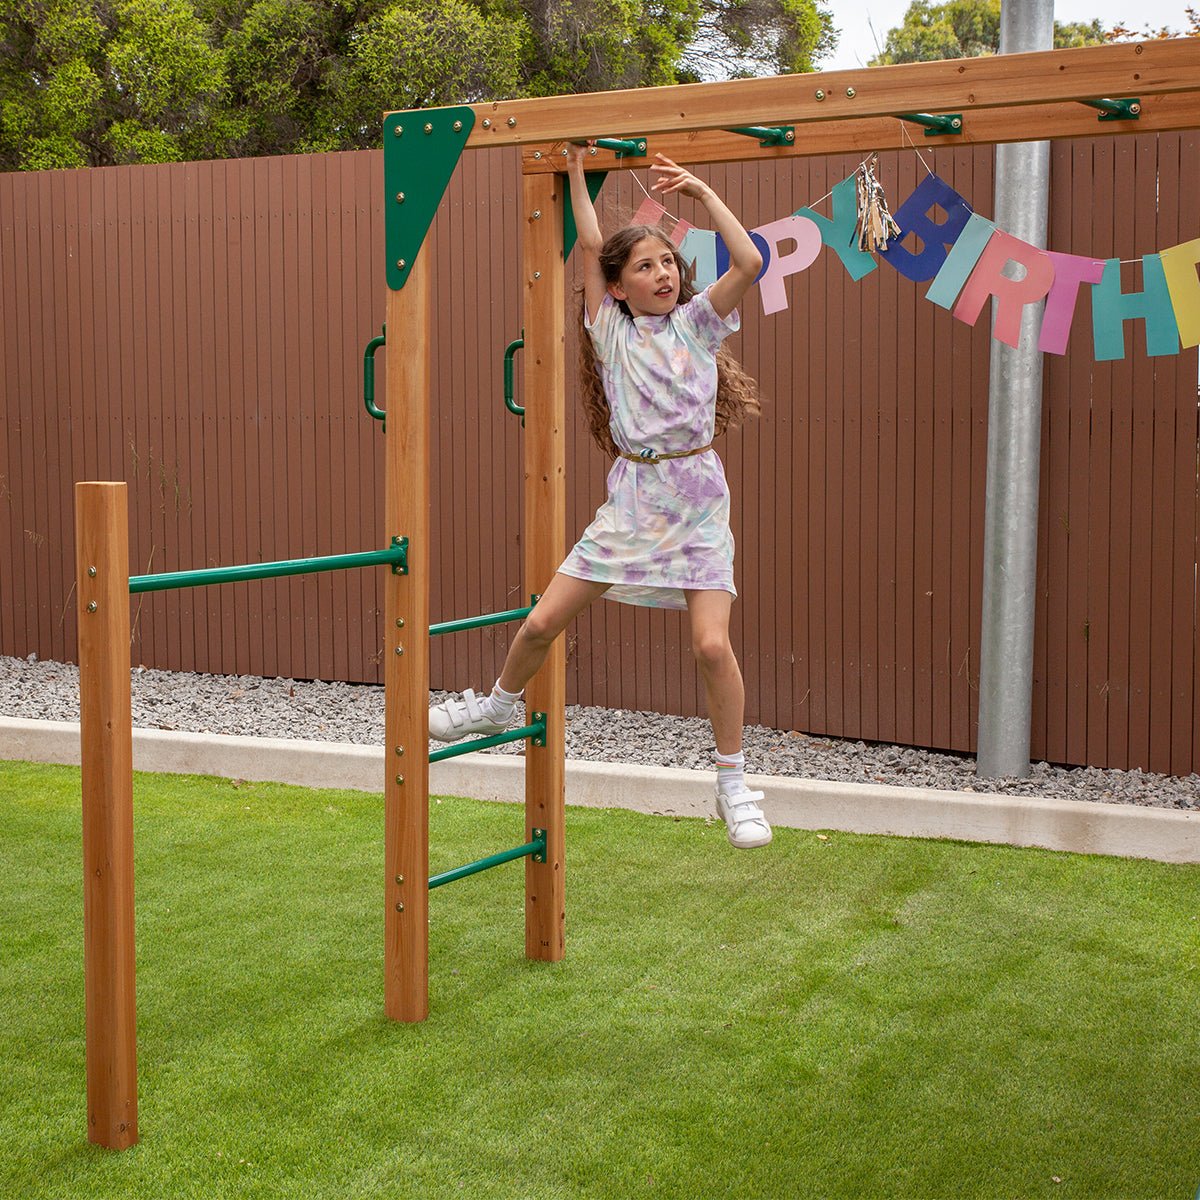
(129, 541), (408, 594)
(430, 605), (533, 638)
(427, 718), (546, 763)
(427, 830), (547, 890)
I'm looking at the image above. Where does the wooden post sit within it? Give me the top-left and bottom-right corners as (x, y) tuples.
(75, 482), (138, 1150)
(522, 173), (567, 962)
(383, 253), (432, 1021)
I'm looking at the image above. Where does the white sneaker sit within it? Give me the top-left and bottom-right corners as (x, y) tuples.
(715, 789), (772, 849)
(428, 688), (511, 742)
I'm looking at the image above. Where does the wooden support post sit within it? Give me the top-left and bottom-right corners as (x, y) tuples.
(75, 482), (138, 1150)
(384, 254), (432, 1021)
(522, 173), (567, 962)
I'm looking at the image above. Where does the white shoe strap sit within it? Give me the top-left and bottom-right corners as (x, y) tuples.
(461, 688), (484, 722)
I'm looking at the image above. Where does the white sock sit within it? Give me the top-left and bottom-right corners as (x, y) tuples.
(482, 682), (522, 722)
(714, 749), (746, 796)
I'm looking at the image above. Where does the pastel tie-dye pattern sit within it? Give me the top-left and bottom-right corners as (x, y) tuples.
(558, 286), (740, 610)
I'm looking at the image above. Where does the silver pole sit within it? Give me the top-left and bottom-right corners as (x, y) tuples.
(975, 0), (1055, 779)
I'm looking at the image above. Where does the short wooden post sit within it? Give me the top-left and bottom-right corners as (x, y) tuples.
(383, 253), (432, 1021)
(522, 172), (567, 962)
(75, 482), (138, 1149)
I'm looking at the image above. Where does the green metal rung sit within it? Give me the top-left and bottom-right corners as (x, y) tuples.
(428, 718), (547, 764)
(428, 829), (547, 890)
(385, 106), (474, 291)
(128, 538), (408, 593)
(898, 112), (964, 137)
(430, 605), (534, 637)
(727, 125), (795, 147)
(364, 325), (386, 425)
(1082, 97), (1141, 121)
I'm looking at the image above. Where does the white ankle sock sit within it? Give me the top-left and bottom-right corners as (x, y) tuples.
(482, 682), (522, 721)
(714, 749), (746, 796)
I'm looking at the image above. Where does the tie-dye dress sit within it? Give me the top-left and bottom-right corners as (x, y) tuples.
(558, 286), (740, 610)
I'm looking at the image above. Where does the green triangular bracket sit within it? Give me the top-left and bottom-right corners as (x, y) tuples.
(385, 106), (475, 291)
(563, 171), (608, 260)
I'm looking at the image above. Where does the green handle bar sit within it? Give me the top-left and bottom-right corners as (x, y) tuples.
(364, 326), (386, 425)
(504, 333), (525, 423)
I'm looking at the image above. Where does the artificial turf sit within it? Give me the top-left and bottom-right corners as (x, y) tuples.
(1, 758), (1197, 1199)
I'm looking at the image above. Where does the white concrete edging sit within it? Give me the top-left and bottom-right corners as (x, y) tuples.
(2, 716), (1197, 864)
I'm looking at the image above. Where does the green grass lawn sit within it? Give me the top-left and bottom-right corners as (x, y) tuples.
(1, 759), (1197, 1200)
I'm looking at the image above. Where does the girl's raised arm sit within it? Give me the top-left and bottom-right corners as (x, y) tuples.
(650, 154), (762, 321)
(567, 143), (608, 323)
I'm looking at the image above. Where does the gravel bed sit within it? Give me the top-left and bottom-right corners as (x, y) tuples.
(3, 654), (1197, 812)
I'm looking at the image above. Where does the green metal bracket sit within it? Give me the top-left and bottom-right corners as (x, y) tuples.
(564, 171), (608, 260)
(898, 112), (964, 137)
(504, 332), (525, 423)
(391, 536), (408, 575)
(1082, 97), (1141, 121)
(595, 136), (647, 158)
(727, 125), (795, 147)
(531, 828), (547, 863)
(364, 325), (386, 426)
(384, 106), (475, 291)
(531, 711), (547, 748)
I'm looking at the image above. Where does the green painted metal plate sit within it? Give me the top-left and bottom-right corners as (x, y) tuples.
(563, 171), (607, 260)
(384, 106), (475, 291)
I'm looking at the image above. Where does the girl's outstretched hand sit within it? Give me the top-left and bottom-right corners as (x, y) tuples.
(649, 154), (709, 199)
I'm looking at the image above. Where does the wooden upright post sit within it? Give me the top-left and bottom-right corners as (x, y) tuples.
(75, 482), (138, 1150)
(384, 254), (432, 1021)
(522, 173), (567, 962)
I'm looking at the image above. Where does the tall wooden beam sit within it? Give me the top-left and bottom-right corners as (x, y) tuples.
(521, 90), (1200, 173)
(76, 482), (138, 1150)
(384, 256), (432, 1022)
(385, 41), (1200, 149)
(522, 173), (567, 963)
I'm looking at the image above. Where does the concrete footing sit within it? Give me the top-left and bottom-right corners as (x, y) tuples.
(3, 716), (1196, 864)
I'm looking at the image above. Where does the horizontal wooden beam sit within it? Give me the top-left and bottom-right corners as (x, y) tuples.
(521, 89), (1200, 173)
(383, 40), (1199, 150)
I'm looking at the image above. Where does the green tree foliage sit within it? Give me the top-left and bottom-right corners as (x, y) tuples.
(0, 0), (834, 169)
(870, 0), (1106, 65)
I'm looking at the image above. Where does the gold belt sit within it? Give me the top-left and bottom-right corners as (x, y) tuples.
(617, 443), (713, 464)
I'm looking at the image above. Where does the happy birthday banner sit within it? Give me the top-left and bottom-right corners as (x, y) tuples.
(633, 173), (1200, 361)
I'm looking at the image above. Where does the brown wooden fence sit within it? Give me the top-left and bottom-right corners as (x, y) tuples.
(1, 137), (1197, 774)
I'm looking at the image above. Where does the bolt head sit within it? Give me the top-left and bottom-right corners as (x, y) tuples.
(507, 117), (517, 127)
(397, 258), (406, 270)
(87, 601), (98, 613)
(394, 125), (403, 136)
(395, 774), (405, 785)
(815, 89), (825, 100)
(532, 209), (542, 219)
(396, 618), (405, 628)
(533, 271), (541, 279)
(482, 118), (491, 128)
(453, 120), (463, 132)
(846, 86), (856, 97)
(424, 123), (433, 134)
(396, 192), (405, 203)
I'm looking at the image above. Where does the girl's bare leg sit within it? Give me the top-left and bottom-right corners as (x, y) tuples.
(684, 589), (744, 755)
(497, 573), (610, 693)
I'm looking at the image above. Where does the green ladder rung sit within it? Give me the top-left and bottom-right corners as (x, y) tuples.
(128, 539), (408, 593)
(430, 606), (533, 637)
(428, 829), (547, 890)
(428, 716), (547, 764)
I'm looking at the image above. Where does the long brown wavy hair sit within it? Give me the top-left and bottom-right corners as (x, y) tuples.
(579, 224), (762, 459)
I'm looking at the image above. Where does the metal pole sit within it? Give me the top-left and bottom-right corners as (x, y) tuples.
(975, 0), (1054, 779)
